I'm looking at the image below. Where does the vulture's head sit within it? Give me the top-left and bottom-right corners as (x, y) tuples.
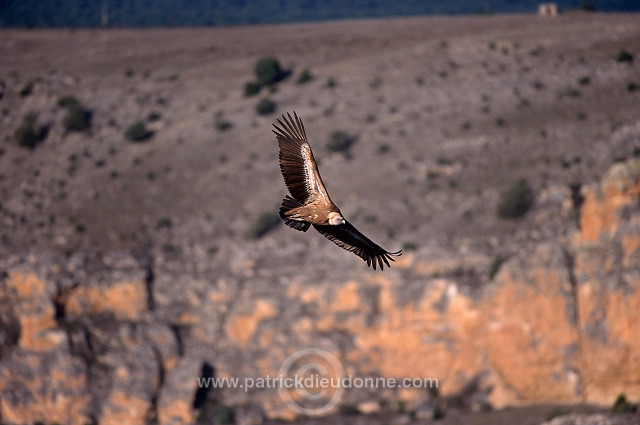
(328, 212), (346, 226)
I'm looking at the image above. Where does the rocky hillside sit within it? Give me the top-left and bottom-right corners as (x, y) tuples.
(0, 11), (639, 425)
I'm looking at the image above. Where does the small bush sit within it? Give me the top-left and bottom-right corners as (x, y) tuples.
(14, 112), (47, 149)
(147, 111), (162, 122)
(19, 81), (33, 97)
(255, 98), (276, 116)
(326, 130), (356, 156)
(611, 394), (636, 413)
(496, 178), (534, 219)
(616, 50), (634, 63)
(63, 105), (92, 132)
(577, 76), (590, 86)
(546, 407), (567, 421)
(244, 80), (261, 97)
(296, 69), (314, 85)
(214, 118), (233, 132)
(402, 241), (418, 252)
(57, 95), (80, 108)
(247, 210), (280, 239)
(254, 56), (286, 87)
(338, 403), (360, 415)
(58, 96), (92, 132)
(124, 121), (153, 142)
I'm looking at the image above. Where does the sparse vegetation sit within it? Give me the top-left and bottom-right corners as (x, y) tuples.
(326, 130), (356, 157)
(545, 407), (567, 421)
(14, 112), (47, 149)
(124, 121), (153, 142)
(577, 76), (590, 86)
(244, 56), (288, 95)
(57, 95), (80, 108)
(244, 80), (261, 97)
(255, 98), (276, 115)
(214, 117), (233, 131)
(255, 56), (287, 87)
(496, 178), (534, 219)
(611, 394), (636, 413)
(325, 77), (337, 88)
(402, 241), (418, 251)
(616, 49), (634, 63)
(63, 104), (92, 132)
(561, 86), (581, 98)
(147, 111), (162, 122)
(338, 403), (361, 415)
(19, 81), (34, 97)
(58, 95), (92, 132)
(247, 210), (280, 239)
(296, 68), (314, 85)
(377, 143), (390, 154)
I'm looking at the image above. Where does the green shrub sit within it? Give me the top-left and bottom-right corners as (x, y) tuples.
(577, 76), (590, 86)
(338, 403), (360, 415)
(215, 118), (233, 131)
(545, 407), (567, 421)
(63, 105), (92, 132)
(612, 394), (636, 413)
(616, 49), (634, 63)
(244, 80), (261, 97)
(255, 98), (276, 115)
(14, 112), (47, 149)
(19, 81), (33, 97)
(147, 111), (162, 122)
(326, 130), (356, 156)
(296, 69), (314, 85)
(254, 56), (286, 87)
(57, 95), (81, 108)
(496, 178), (534, 219)
(247, 210), (280, 239)
(124, 121), (152, 142)
(402, 241), (418, 252)
(58, 96), (92, 132)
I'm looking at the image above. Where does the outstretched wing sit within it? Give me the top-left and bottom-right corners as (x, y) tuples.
(273, 112), (332, 205)
(313, 222), (402, 270)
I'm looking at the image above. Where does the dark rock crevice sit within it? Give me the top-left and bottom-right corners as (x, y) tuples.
(147, 345), (166, 425)
(170, 324), (186, 357)
(143, 260), (156, 312)
(562, 247), (580, 328)
(562, 246), (584, 400)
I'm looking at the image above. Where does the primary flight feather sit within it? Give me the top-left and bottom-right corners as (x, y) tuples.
(273, 112), (401, 270)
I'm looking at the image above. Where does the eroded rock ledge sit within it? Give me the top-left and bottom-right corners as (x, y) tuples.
(1, 159), (639, 424)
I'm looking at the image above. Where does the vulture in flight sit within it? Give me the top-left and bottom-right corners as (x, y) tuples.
(273, 112), (402, 270)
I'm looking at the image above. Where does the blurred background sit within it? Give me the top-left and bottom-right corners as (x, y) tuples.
(0, 1), (639, 425)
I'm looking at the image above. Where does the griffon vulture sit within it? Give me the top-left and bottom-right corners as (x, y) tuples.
(273, 112), (402, 270)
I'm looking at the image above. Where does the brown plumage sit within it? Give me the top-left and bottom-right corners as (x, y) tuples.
(273, 112), (401, 270)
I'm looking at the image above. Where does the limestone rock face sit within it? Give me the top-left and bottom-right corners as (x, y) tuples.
(0, 159), (639, 423)
(573, 159), (640, 405)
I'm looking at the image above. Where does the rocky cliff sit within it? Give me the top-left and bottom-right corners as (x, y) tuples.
(1, 158), (638, 424)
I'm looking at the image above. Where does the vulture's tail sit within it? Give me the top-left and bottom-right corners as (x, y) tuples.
(279, 196), (311, 232)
